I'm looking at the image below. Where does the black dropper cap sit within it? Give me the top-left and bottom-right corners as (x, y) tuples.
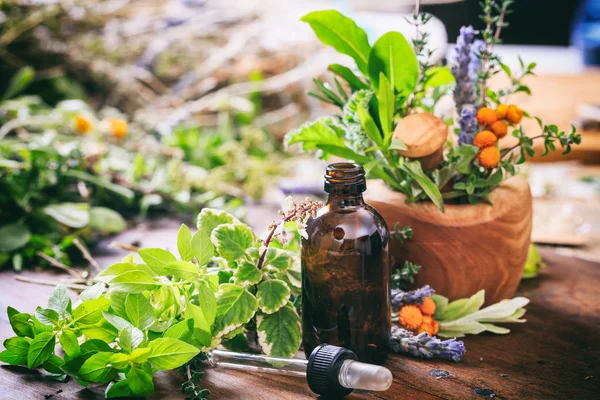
(306, 344), (358, 397)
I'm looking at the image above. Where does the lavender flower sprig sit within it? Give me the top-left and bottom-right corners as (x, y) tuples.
(458, 106), (477, 145)
(389, 326), (466, 362)
(391, 285), (434, 312)
(450, 26), (479, 111)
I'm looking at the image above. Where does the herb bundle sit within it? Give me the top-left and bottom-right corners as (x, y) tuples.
(286, 4), (581, 209)
(0, 203), (318, 397)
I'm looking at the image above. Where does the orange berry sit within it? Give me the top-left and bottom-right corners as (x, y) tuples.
(496, 104), (508, 119)
(110, 119), (128, 139)
(398, 305), (423, 331)
(478, 146), (501, 168)
(420, 297), (436, 316)
(490, 120), (508, 138)
(506, 105), (523, 125)
(74, 115), (92, 134)
(476, 107), (498, 126)
(416, 318), (439, 336)
(473, 130), (497, 149)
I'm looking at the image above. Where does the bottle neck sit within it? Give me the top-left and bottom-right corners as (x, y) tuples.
(327, 192), (365, 208)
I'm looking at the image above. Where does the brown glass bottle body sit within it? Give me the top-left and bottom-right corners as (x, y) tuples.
(301, 164), (390, 365)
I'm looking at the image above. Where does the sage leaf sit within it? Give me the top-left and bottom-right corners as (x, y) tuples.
(43, 203), (90, 228)
(72, 298), (112, 325)
(256, 304), (302, 358)
(0, 223), (31, 252)
(196, 208), (240, 235)
(357, 104), (384, 148)
(378, 73), (395, 144)
(213, 284), (258, 338)
(177, 224), (194, 261)
(301, 10), (371, 74)
(233, 262), (262, 286)
(138, 248), (177, 270)
(27, 331), (56, 368)
(191, 229), (215, 267)
(125, 293), (156, 330)
(126, 366), (154, 396)
(402, 161), (444, 211)
(146, 338), (199, 370)
(211, 223), (255, 262)
(79, 352), (117, 382)
(109, 271), (160, 293)
(256, 280), (290, 314)
(368, 31), (418, 95)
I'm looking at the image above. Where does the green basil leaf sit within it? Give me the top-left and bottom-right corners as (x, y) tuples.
(184, 304), (212, 347)
(211, 223), (255, 262)
(35, 308), (59, 326)
(177, 224), (194, 261)
(197, 208), (240, 235)
(47, 284), (72, 314)
(109, 271), (160, 293)
(79, 352), (117, 382)
(119, 326), (144, 353)
(8, 311), (34, 338)
(213, 284), (258, 338)
(0, 223), (31, 252)
(368, 31), (418, 96)
(79, 282), (105, 302)
(129, 347), (151, 363)
(72, 298), (112, 325)
(95, 262), (156, 283)
(164, 319), (194, 341)
(4, 336), (30, 356)
(42, 354), (65, 374)
(191, 229), (215, 267)
(125, 293), (156, 330)
(301, 10), (371, 74)
(43, 203), (90, 228)
(285, 118), (345, 151)
(138, 248), (177, 270)
(105, 380), (134, 398)
(103, 311), (133, 332)
(80, 319), (118, 343)
(256, 304), (302, 358)
(126, 366), (154, 396)
(59, 330), (81, 359)
(0, 349), (26, 365)
(88, 207), (126, 233)
(27, 331), (56, 368)
(146, 338), (199, 370)
(157, 260), (200, 280)
(256, 280), (290, 314)
(314, 145), (371, 164)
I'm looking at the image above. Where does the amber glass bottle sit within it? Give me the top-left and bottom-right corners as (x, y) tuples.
(301, 163), (390, 365)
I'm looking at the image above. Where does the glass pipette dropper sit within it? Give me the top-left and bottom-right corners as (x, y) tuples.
(207, 344), (393, 397)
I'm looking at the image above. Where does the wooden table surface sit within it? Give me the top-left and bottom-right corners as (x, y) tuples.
(0, 219), (598, 400)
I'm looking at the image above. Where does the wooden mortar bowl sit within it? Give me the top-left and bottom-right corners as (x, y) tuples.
(364, 176), (532, 305)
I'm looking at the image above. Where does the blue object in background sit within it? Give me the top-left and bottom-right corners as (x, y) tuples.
(572, 0), (600, 65)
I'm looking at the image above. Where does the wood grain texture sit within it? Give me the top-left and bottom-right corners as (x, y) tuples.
(1, 220), (598, 399)
(365, 176), (533, 305)
(393, 113), (448, 171)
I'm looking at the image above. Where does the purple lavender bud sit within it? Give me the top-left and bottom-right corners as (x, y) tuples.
(450, 26), (480, 111)
(458, 106), (477, 145)
(389, 327), (466, 362)
(391, 285), (435, 311)
(469, 39), (484, 86)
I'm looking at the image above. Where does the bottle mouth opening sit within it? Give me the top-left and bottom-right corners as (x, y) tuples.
(324, 163), (366, 193)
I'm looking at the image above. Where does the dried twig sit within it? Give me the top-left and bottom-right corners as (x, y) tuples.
(15, 276), (89, 291)
(73, 238), (101, 273)
(36, 252), (81, 279)
(109, 241), (141, 252)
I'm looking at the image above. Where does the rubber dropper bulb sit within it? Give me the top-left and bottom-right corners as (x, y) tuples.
(338, 359), (393, 391)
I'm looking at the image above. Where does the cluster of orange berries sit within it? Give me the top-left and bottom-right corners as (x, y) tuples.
(74, 114), (128, 140)
(397, 297), (439, 336)
(474, 104), (523, 168)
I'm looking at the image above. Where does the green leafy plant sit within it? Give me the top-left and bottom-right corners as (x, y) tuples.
(0, 202), (319, 398)
(432, 290), (529, 337)
(286, 6), (581, 208)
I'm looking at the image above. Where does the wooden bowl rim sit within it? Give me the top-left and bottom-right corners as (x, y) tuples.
(365, 175), (531, 227)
